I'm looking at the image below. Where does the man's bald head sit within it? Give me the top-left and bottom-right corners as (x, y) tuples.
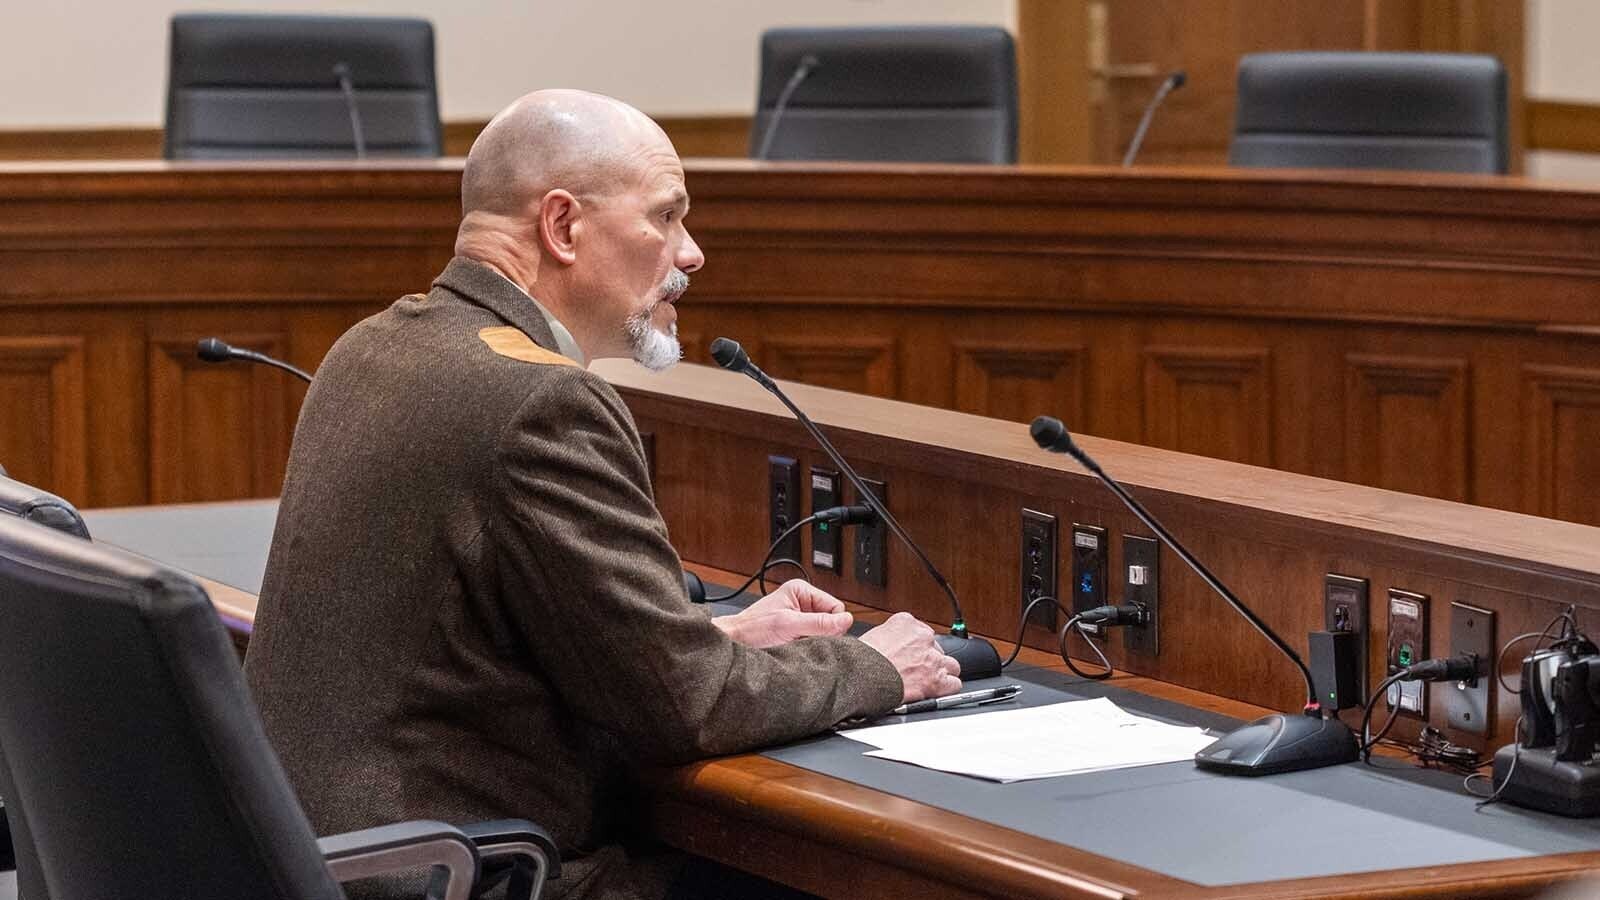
(460, 89), (667, 217)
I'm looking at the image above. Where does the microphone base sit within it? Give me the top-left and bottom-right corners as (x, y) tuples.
(1194, 713), (1358, 776)
(938, 632), (1002, 681)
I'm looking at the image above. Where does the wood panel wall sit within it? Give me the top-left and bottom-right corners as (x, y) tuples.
(4, 161), (1600, 529)
(602, 360), (1600, 756)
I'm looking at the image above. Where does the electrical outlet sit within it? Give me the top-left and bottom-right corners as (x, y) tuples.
(852, 478), (887, 587)
(1123, 535), (1159, 656)
(1070, 524), (1108, 634)
(1386, 589), (1429, 718)
(768, 456), (801, 565)
(1020, 509), (1058, 631)
(810, 468), (842, 574)
(1324, 574), (1369, 705)
(1447, 602), (1495, 736)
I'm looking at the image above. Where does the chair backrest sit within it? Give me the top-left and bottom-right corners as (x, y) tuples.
(750, 26), (1017, 164)
(0, 475), (89, 540)
(164, 13), (442, 160)
(0, 514), (344, 900)
(1229, 52), (1508, 174)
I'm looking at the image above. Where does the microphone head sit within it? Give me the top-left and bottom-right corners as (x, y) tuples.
(1169, 70), (1188, 89)
(709, 337), (750, 372)
(332, 61), (351, 80)
(799, 54), (821, 71)
(196, 337), (233, 362)
(1029, 415), (1076, 454)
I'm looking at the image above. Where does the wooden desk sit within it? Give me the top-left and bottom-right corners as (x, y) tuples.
(4, 161), (1600, 527)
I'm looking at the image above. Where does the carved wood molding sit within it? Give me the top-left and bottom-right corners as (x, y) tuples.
(951, 341), (1086, 427)
(147, 333), (290, 503)
(760, 337), (897, 398)
(1344, 354), (1470, 503)
(0, 335), (87, 499)
(1142, 346), (1272, 467)
(1523, 364), (1600, 521)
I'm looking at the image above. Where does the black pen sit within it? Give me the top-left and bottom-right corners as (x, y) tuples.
(890, 684), (1022, 716)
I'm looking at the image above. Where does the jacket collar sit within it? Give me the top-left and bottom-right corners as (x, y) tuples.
(432, 256), (561, 354)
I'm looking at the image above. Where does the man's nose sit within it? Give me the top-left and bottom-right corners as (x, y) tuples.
(677, 229), (705, 274)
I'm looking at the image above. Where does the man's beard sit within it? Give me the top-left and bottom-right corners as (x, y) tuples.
(625, 270), (688, 372)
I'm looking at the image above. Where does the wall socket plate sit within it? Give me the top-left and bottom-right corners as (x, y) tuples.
(1386, 588), (1429, 718)
(1324, 574), (1370, 706)
(1070, 524), (1109, 634)
(1448, 601), (1495, 736)
(1020, 509), (1058, 631)
(1123, 534), (1159, 656)
(810, 468), (842, 574)
(768, 456), (802, 565)
(853, 477), (888, 587)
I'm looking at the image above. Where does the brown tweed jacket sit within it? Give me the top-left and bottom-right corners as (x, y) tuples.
(244, 257), (903, 899)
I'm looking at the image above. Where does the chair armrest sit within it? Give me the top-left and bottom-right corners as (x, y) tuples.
(460, 819), (559, 900)
(318, 820), (479, 900)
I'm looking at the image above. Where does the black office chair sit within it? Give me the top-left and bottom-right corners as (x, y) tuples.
(164, 13), (443, 160)
(750, 26), (1017, 163)
(1228, 52), (1508, 174)
(0, 474), (89, 540)
(0, 514), (557, 900)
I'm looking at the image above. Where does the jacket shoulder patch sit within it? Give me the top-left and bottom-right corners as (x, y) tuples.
(478, 327), (580, 368)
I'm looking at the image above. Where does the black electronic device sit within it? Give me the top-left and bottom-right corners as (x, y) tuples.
(1522, 647), (1567, 749)
(711, 337), (1002, 680)
(1030, 415), (1357, 775)
(196, 337), (313, 382)
(1491, 617), (1600, 817)
(1309, 630), (1360, 712)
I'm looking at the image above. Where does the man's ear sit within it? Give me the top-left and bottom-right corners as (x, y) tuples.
(537, 189), (581, 265)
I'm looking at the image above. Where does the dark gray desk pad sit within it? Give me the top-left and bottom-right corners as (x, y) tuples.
(760, 666), (1600, 886)
(81, 500), (280, 594)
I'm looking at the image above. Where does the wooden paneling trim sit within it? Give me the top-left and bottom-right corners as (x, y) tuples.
(2, 115), (753, 162)
(0, 336), (87, 500)
(147, 333), (290, 503)
(1142, 346), (1272, 466)
(951, 341), (1086, 426)
(760, 336), (897, 398)
(1344, 353), (1470, 502)
(1528, 100), (1600, 155)
(1523, 364), (1600, 523)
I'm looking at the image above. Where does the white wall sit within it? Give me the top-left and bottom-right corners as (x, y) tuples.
(1526, 0), (1600, 182)
(3, 0), (1014, 128)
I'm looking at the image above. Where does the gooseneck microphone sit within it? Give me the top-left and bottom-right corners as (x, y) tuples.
(1121, 70), (1187, 167)
(1031, 416), (1357, 775)
(196, 338), (313, 383)
(332, 62), (367, 160)
(712, 337), (1002, 680)
(755, 54), (820, 161)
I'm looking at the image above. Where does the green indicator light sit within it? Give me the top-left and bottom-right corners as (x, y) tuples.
(1399, 644), (1413, 666)
(819, 523), (829, 532)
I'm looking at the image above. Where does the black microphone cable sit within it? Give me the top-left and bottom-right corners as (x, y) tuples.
(700, 504), (874, 603)
(1000, 596), (1146, 681)
(1359, 653), (1482, 763)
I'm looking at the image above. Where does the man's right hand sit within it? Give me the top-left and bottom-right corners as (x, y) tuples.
(859, 612), (962, 703)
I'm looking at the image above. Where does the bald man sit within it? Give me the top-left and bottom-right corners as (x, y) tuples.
(244, 90), (959, 900)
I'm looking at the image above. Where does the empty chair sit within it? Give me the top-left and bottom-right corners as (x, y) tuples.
(164, 13), (442, 159)
(0, 473), (88, 540)
(1229, 52), (1508, 174)
(750, 26), (1017, 163)
(0, 514), (557, 899)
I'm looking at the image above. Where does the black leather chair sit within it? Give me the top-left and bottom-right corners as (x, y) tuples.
(750, 26), (1017, 163)
(0, 474), (89, 540)
(0, 514), (557, 899)
(164, 13), (442, 159)
(1229, 52), (1508, 174)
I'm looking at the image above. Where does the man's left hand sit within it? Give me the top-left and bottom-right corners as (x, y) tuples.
(713, 579), (854, 649)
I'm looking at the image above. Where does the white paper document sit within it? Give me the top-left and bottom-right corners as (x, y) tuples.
(838, 697), (1216, 782)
